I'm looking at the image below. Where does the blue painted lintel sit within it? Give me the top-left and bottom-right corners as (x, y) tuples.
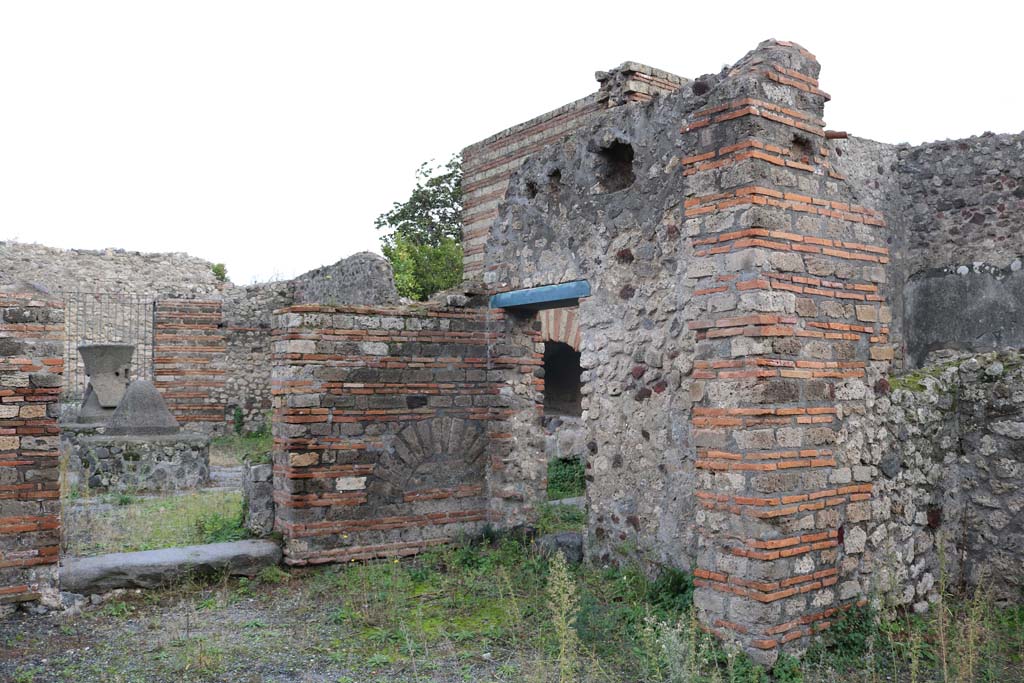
(489, 280), (591, 310)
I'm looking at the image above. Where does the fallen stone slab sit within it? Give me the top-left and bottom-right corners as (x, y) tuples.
(61, 539), (282, 595)
(547, 496), (585, 508)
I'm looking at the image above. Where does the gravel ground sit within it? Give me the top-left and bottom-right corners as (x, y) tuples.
(0, 571), (527, 683)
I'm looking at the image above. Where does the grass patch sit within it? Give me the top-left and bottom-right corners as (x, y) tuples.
(536, 502), (586, 535)
(63, 490), (247, 556)
(302, 536), (696, 681)
(209, 431), (272, 467)
(4, 534), (1023, 682)
(547, 457), (585, 500)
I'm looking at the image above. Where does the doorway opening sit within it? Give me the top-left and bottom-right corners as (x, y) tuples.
(543, 341), (582, 417)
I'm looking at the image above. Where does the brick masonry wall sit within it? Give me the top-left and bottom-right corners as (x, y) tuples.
(0, 290), (64, 611)
(219, 253), (400, 433)
(153, 299), (227, 433)
(270, 304), (541, 566)
(462, 63), (685, 283)
(677, 41), (892, 661)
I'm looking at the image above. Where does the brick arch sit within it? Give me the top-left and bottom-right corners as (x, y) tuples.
(537, 307), (581, 351)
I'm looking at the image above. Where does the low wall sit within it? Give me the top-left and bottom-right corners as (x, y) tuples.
(270, 304), (541, 566)
(867, 351), (1024, 606)
(64, 432), (210, 493)
(0, 291), (64, 611)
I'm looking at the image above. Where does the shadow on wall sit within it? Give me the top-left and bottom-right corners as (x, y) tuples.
(905, 265), (1024, 367)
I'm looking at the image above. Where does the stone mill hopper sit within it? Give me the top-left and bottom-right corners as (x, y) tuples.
(77, 343), (134, 424)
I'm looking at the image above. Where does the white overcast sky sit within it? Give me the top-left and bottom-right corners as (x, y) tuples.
(2, 1), (1021, 284)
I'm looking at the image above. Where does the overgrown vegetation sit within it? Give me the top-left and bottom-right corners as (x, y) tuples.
(888, 351), (1024, 392)
(62, 490), (247, 556)
(547, 457), (586, 500)
(376, 154), (463, 300)
(7, 521), (1024, 682)
(210, 263), (227, 282)
(209, 428), (272, 467)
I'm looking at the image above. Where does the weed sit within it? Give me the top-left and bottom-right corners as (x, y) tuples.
(210, 430), (272, 466)
(646, 567), (695, 616)
(107, 491), (138, 506)
(257, 564), (290, 584)
(13, 667), (41, 683)
(178, 636), (224, 675)
(6, 534), (1023, 683)
(805, 603), (876, 670)
(211, 263), (227, 282)
(104, 601), (134, 618)
(547, 551), (581, 682)
(772, 653), (802, 683)
(196, 596), (218, 610)
(195, 506), (247, 544)
(366, 652), (391, 667)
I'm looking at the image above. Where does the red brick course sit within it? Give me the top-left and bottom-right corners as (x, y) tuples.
(0, 293), (64, 607)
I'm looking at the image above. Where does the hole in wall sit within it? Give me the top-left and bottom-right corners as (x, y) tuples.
(525, 180), (539, 199)
(548, 168), (562, 193)
(594, 140), (635, 193)
(791, 133), (815, 163)
(543, 341), (582, 417)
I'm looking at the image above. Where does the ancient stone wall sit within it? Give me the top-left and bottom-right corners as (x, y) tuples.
(462, 62), (685, 282)
(270, 304), (541, 565)
(0, 290), (64, 612)
(0, 242), (222, 298)
(829, 132), (1024, 368)
(0, 243), (400, 434)
(0, 243), (221, 407)
(220, 282), (293, 432)
(867, 351), (1024, 607)
(291, 251), (400, 306)
(484, 39), (897, 662)
(677, 43), (892, 660)
(220, 253), (400, 433)
(895, 133), (1024, 277)
(483, 74), (700, 574)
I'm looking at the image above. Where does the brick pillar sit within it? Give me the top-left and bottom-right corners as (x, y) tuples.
(681, 41), (892, 662)
(0, 290), (64, 611)
(153, 299), (227, 432)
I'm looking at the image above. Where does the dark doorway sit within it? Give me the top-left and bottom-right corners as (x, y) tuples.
(543, 341), (582, 417)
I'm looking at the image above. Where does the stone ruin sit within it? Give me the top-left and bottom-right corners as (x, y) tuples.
(2, 38), (1022, 666)
(448, 39), (1024, 662)
(61, 343), (210, 492)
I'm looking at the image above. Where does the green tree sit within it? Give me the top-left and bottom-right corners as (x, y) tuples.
(376, 155), (463, 300)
